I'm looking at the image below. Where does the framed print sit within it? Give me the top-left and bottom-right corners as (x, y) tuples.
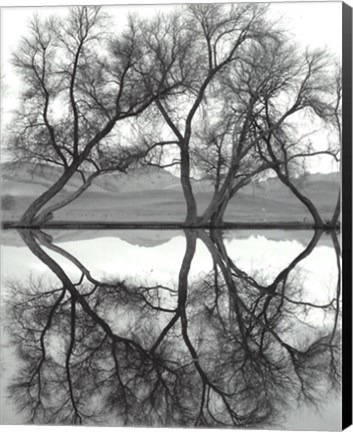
(0, 0), (352, 430)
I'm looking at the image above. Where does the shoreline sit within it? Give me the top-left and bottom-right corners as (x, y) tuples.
(1, 220), (339, 231)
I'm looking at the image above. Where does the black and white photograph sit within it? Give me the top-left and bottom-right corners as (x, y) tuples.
(0, 0), (351, 430)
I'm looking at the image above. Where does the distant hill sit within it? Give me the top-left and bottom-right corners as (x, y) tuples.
(253, 172), (340, 192)
(94, 166), (180, 193)
(2, 162), (340, 198)
(1, 162), (180, 196)
(2, 162), (106, 196)
(1, 162), (340, 225)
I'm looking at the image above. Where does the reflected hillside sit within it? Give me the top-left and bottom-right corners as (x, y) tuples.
(1, 228), (341, 428)
(1, 227), (338, 249)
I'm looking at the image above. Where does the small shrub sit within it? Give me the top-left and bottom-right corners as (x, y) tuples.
(1, 194), (16, 210)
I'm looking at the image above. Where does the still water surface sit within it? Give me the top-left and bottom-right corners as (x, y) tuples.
(0, 229), (341, 429)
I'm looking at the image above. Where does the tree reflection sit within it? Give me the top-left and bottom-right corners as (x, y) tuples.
(197, 230), (341, 408)
(3, 228), (341, 427)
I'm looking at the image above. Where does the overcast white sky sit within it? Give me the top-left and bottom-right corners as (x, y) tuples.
(0, 1), (343, 172)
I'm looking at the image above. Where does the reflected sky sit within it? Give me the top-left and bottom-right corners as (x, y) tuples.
(0, 229), (342, 429)
(1, 230), (340, 332)
(1, 230), (338, 290)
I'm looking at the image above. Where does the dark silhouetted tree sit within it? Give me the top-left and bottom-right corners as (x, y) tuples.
(7, 6), (191, 225)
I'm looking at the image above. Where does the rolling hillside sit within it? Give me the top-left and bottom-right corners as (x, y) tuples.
(1, 162), (178, 196)
(1, 162), (340, 224)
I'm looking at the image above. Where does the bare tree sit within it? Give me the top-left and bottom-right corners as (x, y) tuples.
(139, 10), (340, 227)
(198, 228), (341, 404)
(6, 6), (189, 225)
(196, 38), (340, 226)
(327, 67), (342, 228)
(249, 50), (340, 228)
(4, 5), (341, 228)
(140, 3), (273, 225)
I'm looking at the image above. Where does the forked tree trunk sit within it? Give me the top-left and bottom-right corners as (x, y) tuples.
(19, 165), (79, 226)
(199, 173), (234, 225)
(200, 176), (250, 226)
(19, 227), (151, 375)
(34, 172), (100, 224)
(18, 112), (130, 226)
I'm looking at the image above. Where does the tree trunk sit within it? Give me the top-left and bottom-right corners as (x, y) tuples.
(269, 163), (324, 228)
(201, 175), (251, 226)
(18, 164), (78, 226)
(268, 228), (322, 290)
(198, 230), (247, 339)
(210, 199), (228, 226)
(263, 138), (324, 228)
(34, 171), (100, 224)
(180, 147), (198, 225)
(329, 191), (341, 229)
(149, 229), (197, 354)
(199, 171), (234, 225)
(18, 229), (145, 351)
(18, 111), (129, 226)
(178, 229), (197, 304)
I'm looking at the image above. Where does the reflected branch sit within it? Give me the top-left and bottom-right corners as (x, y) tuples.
(2, 228), (341, 427)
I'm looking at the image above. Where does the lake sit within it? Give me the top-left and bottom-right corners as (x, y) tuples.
(0, 229), (342, 429)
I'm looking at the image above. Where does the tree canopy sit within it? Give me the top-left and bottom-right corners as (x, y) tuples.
(3, 3), (341, 228)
